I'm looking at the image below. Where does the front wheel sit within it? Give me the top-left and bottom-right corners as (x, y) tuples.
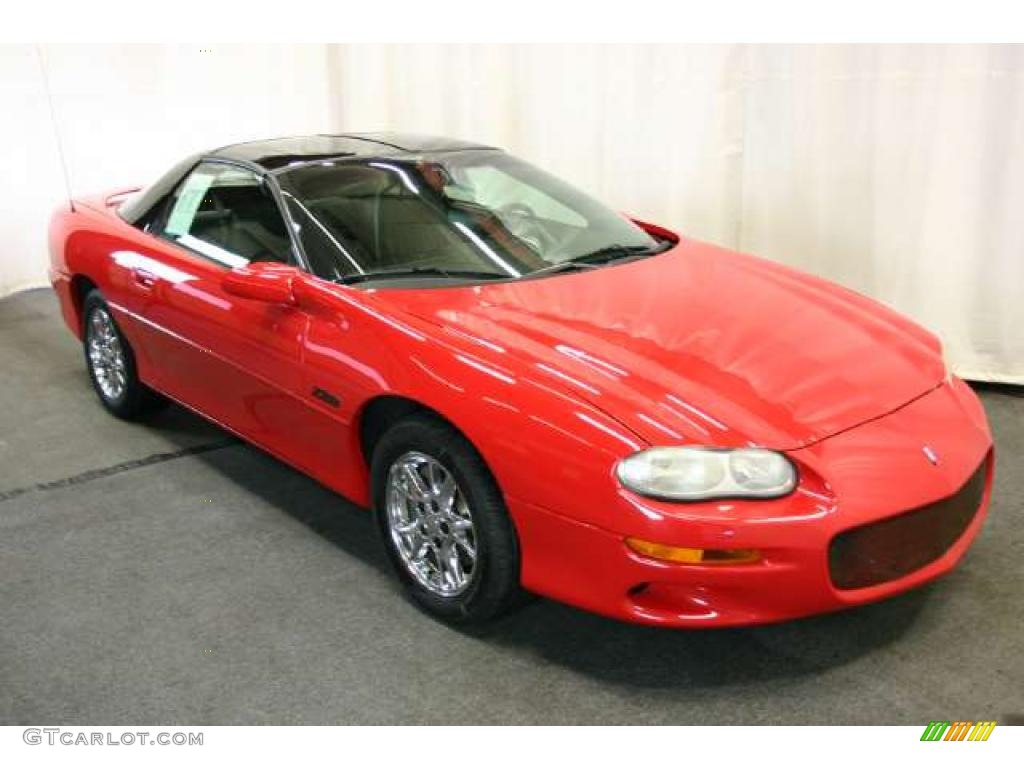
(82, 290), (165, 420)
(371, 414), (524, 625)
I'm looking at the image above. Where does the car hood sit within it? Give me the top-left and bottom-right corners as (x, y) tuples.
(378, 239), (944, 450)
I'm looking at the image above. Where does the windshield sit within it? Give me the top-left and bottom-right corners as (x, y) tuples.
(276, 150), (663, 285)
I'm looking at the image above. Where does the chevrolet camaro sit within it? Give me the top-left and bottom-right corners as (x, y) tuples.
(48, 133), (994, 626)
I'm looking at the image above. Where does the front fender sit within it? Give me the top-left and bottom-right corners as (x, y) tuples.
(301, 287), (650, 531)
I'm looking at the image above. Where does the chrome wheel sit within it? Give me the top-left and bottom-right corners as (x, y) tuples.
(86, 307), (127, 401)
(385, 451), (478, 598)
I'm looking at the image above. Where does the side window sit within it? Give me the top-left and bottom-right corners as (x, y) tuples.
(158, 162), (294, 268)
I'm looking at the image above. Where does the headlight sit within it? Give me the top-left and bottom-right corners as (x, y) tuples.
(616, 447), (797, 501)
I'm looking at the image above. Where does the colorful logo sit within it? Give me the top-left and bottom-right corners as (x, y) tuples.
(920, 721), (996, 741)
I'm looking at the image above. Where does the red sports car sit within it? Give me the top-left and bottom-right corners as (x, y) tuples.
(48, 133), (994, 627)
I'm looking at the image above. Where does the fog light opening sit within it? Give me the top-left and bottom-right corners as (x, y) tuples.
(625, 537), (761, 565)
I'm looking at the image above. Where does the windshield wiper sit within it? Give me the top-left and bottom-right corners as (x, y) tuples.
(337, 266), (511, 285)
(528, 241), (672, 277)
(525, 259), (603, 278)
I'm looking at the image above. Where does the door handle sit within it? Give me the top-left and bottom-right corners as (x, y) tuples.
(132, 268), (157, 289)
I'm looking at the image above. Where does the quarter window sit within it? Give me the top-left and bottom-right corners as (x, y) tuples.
(159, 162), (294, 268)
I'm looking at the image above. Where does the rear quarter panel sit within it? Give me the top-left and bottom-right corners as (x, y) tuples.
(50, 193), (178, 397)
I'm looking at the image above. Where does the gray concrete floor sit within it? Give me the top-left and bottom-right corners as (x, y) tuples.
(1, 287), (1022, 725)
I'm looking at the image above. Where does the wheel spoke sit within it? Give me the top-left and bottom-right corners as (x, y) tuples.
(425, 461), (442, 493)
(412, 539), (432, 563)
(402, 465), (430, 501)
(453, 531), (476, 559)
(442, 542), (465, 587)
(436, 475), (457, 513)
(394, 520), (420, 535)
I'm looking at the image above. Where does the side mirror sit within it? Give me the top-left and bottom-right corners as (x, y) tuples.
(222, 262), (296, 304)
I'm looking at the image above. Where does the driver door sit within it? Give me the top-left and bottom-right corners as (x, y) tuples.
(133, 161), (313, 452)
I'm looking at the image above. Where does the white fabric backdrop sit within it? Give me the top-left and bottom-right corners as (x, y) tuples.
(2, 44), (1021, 382)
(0, 44), (333, 295)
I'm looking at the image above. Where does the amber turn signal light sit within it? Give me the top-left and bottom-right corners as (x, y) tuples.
(625, 537), (761, 565)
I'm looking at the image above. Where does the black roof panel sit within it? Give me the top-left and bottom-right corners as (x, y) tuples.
(210, 133), (496, 171)
(340, 132), (496, 154)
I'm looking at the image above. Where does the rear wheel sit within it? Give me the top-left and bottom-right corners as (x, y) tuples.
(371, 414), (523, 625)
(82, 290), (165, 420)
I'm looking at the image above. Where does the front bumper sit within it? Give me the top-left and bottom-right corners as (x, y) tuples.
(511, 378), (994, 627)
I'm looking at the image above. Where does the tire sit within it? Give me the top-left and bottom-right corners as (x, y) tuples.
(82, 290), (166, 420)
(371, 413), (523, 625)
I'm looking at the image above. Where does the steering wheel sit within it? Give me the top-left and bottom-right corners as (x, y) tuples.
(496, 202), (555, 253)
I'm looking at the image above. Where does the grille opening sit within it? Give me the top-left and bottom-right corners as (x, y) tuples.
(828, 458), (988, 590)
